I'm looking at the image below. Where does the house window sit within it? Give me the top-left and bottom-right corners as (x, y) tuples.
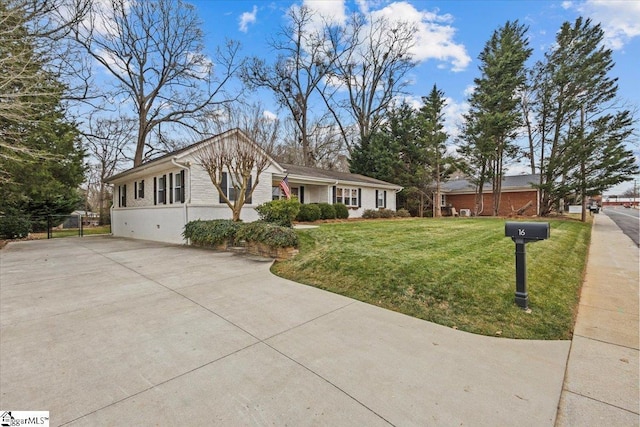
(135, 180), (144, 199)
(336, 187), (359, 207)
(220, 172), (251, 204)
(272, 185), (303, 202)
(440, 194), (446, 207)
(174, 171), (185, 203)
(158, 175), (166, 204)
(376, 190), (386, 208)
(119, 184), (127, 207)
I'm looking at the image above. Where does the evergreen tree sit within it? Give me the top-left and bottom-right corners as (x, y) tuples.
(417, 85), (457, 217)
(531, 18), (638, 219)
(458, 21), (532, 215)
(0, 4), (86, 229)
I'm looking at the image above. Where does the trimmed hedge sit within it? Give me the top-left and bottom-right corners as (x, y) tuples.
(183, 219), (298, 249)
(182, 219), (240, 246)
(334, 203), (349, 219)
(318, 203), (336, 220)
(255, 198), (301, 227)
(0, 216), (31, 239)
(235, 221), (299, 248)
(362, 209), (399, 219)
(297, 204), (322, 222)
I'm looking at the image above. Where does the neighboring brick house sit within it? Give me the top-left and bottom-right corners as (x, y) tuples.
(440, 174), (541, 216)
(106, 129), (402, 244)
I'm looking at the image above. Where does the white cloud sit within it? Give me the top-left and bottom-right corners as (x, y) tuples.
(263, 110), (278, 121)
(303, 0), (347, 26)
(239, 5), (258, 33)
(574, 0), (640, 49)
(370, 2), (471, 72)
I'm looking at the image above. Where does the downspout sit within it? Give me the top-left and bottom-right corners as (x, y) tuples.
(172, 158), (191, 243)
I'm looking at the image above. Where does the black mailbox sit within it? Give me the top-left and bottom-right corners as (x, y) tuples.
(505, 222), (550, 310)
(505, 222), (550, 242)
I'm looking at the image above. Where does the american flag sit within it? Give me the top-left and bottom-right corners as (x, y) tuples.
(279, 176), (291, 199)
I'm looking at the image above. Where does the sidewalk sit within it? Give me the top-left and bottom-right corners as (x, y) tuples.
(556, 213), (639, 425)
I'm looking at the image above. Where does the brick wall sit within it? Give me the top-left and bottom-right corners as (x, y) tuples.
(446, 190), (538, 216)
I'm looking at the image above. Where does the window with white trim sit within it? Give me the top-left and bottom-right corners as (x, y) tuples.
(337, 187), (359, 207)
(174, 171), (184, 203)
(376, 190), (386, 208)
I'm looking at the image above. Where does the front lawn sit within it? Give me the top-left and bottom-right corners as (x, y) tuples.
(272, 218), (591, 340)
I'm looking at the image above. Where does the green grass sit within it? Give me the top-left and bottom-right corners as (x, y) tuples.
(272, 218), (591, 340)
(30, 225), (112, 239)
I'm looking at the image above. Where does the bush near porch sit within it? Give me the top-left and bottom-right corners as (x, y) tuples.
(272, 217), (591, 340)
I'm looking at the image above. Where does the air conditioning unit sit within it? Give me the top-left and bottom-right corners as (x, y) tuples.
(459, 209), (471, 217)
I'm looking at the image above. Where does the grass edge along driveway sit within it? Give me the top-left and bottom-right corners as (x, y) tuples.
(272, 218), (591, 340)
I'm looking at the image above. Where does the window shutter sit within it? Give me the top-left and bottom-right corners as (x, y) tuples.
(375, 190), (379, 208)
(220, 172), (227, 203)
(245, 175), (252, 204)
(140, 180), (144, 199)
(153, 178), (157, 205)
(384, 190), (387, 208)
(118, 186), (121, 207)
(299, 186), (305, 204)
(134, 182), (138, 200)
(162, 175), (167, 204)
(169, 173), (173, 204)
(123, 184), (127, 207)
(358, 188), (362, 208)
(332, 186), (336, 204)
(180, 171), (185, 203)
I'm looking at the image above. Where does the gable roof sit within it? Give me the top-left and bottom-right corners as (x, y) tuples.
(106, 129), (283, 183)
(441, 174), (540, 193)
(105, 128), (402, 190)
(277, 163), (401, 189)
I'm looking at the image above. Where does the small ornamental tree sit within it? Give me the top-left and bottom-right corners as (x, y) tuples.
(196, 131), (271, 221)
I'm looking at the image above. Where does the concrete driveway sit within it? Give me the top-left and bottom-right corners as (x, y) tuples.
(1, 237), (569, 426)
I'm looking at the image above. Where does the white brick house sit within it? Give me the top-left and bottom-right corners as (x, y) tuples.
(106, 129), (402, 244)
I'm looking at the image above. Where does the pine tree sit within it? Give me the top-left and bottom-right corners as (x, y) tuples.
(458, 21), (532, 215)
(532, 18), (638, 219)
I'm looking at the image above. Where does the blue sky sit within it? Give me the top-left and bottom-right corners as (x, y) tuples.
(192, 0), (640, 195)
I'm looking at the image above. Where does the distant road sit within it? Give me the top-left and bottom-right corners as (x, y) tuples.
(603, 206), (639, 247)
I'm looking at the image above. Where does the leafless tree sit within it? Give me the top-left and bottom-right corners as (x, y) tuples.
(322, 13), (417, 152)
(241, 5), (343, 167)
(73, 0), (243, 167)
(83, 117), (134, 223)
(195, 130), (271, 221)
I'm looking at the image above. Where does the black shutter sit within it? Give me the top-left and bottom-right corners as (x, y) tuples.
(245, 175), (252, 204)
(140, 180), (144, 199)
(384, 190), (387, 208)
(118, 186), (121, 207)
(332, 186), (336, 204)
(134, 181), (138, 200)
(220, 172), (227, 203)
(358, 188), (362, 207)
(375, 190), (379, 208)
(162, 174), (167, 204)
(299, 186), (305, 204)
(169, 173), (173, 204)
(153, 178), (157, 205)
(180, 171), (185, 203)
(123, 184), (127, 207)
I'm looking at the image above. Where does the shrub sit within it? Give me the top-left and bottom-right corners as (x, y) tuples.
(255, 198), (301, 227)
(362, 209), (381, 219)
(297, 203), (322, 222)
(235, 221), (299, 248)
(334, 203), (349, 219)
(183, 219), (240, 246)
(378, 209), (396, 218)
(396, 208), (411, 218)
(318, 203), (336, 220)
(0, 215), (31, 239)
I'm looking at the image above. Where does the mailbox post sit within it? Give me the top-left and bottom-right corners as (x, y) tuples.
(505, 222), (550, 309)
